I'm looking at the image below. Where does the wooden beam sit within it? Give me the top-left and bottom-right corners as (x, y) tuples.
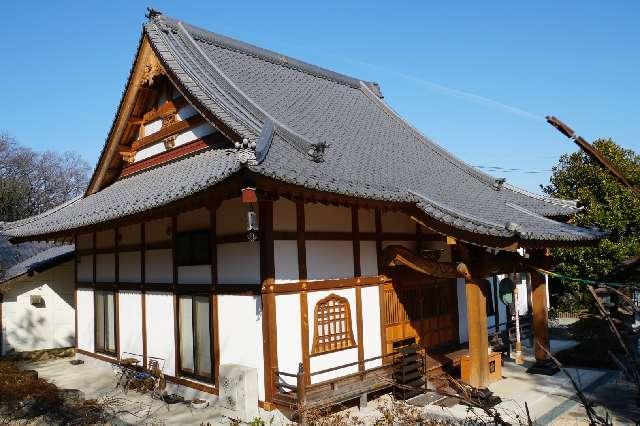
(464, 276), (489, 388)
(141, 223), (148, 368)
(209, 206), (220, 388)
(142, 97), (188, 124)
(74, 235), (79, 351)
(131, 115), (205, 151)
(300, 290), (310, 384)
(259, 199), (277, 403)
(530, 270), (550, 362)
(352, 206), (365, 372)
(296, 201), (307, 280)
(382, 245), (471, 279)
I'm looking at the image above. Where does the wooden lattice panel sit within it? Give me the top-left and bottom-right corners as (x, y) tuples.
(312, 294), (356, 355)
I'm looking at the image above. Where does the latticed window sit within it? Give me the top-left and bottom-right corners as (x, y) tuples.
(312, 294), (356, 355)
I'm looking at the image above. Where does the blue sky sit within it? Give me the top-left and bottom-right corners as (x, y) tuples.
(1, 1), (638, 194)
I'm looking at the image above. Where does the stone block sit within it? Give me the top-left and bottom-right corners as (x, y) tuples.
(219, 364), (258, 422)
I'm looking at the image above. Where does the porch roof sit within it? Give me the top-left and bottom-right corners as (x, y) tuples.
(1, 12), (604, 245)
(1, 245), (74, 284)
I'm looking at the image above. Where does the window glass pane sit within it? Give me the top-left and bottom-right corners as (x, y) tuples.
(106, 293), (116, 352)
(176, 234), (192, 266)
(194, 296), (211, 377)
(191, 232), (210, 265)
(95, 292), (105, 351)
(179, 296), (194, 372)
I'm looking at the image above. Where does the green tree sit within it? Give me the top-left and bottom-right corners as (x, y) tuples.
(542, 138), (640, 307)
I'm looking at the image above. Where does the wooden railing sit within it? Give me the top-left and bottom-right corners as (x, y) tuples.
(273, 347), (427, 424)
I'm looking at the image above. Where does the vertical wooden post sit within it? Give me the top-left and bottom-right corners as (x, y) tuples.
(297, 201), (311, 384)
(140, 223), (147, 369)
(73, 235), (79, 351)
(352, 206), (365, 371)
(210, 205), (220, 388)
(465, 276), (489, 388)
(260, 198), (278, 403)
(296, 362), (307, 425)
(531, 270), (550, 362)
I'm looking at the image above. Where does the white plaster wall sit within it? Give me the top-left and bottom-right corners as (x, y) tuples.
(145, 218), (172, 243)
(217, 294), (265, 400)
(305, 204), (351, 232)
(361, 286), (382, 369)
(358, 208), (376, 233)
(274, 240), (299, 283)
(216, 197), (247, 236)
(119, 251), (142, 283)
(118, 291), (143, 361)
(273, 198), (296, 232)
(95, 253), (115, 282)
(145, 249), (172, 283)
(77, 288), (95, 352)
(1, 263), (75, 355)
(360, 241), (378, 277)
(177, 265), (212, 284)
(217, 242), (260, 284)
(305, 241), (354, 280)
(175, 123), (216, 148)
(95, 230), (115, 249)
(144, 118), (162, 135)
(145, 292), (176, 376)
(76, 233), (93, 251)
(77, 255), (93, 282)
(136, 142), (166, 162)
(308, 288), (358, 384)
(381, 210), (415, 233)
(177, 208), (209, 232)
(457, 278), (468, 344)
(275, 294), (301, 385)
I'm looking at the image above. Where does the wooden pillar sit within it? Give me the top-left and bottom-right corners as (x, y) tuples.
(531, 270), (550, 362)
(260, 199), (278, 404)
(465, 276), (489, 388)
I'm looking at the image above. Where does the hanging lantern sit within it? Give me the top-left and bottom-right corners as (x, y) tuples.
(242, 187), (259, 241)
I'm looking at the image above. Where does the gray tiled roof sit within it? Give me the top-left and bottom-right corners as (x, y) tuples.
(1, 148), (240, 238)
(1, 245), (74, 284)
(0, 13), (604, 245)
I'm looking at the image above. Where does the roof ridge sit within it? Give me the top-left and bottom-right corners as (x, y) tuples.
(153, 14), (383, 97)
(502, 183), (579, 210)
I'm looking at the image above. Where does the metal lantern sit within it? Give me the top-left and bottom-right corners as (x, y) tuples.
(246, 206), (259, 241)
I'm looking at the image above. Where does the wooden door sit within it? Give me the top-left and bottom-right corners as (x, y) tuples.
(382, 271), (458, 355)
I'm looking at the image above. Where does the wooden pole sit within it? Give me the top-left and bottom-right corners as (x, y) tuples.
(513, 283), (524, 365)
(296, 362), (307, 425)
(531, 270), (550, 362)
(465, 276), (490, 388)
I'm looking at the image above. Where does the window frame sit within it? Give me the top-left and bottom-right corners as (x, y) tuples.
(175, 229), (211, 267)
(94, 290), (118, 357)
(176, 293), (214, 383)
(311, 293), (357, 356)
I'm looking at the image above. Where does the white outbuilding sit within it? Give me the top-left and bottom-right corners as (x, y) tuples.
(0, 245), (75, 356)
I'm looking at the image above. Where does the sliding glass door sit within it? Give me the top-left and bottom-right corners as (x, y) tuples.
(178, 295), (212, 381)
(95, 291), (116, 355)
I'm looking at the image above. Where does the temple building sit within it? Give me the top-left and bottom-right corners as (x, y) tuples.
(0, 11), (602, 412)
